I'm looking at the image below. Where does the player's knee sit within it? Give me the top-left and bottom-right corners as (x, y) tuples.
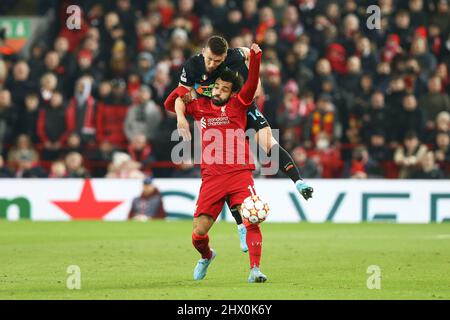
(193, 214), (213, 235)
(256, 127), (275, 153)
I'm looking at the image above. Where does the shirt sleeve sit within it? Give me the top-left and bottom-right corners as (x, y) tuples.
(185, 100), (200, 118)
(179, 59), (196, 87)
(237, 50), (262, 106)
(164, 86), (190, 113)
(234, 48), (247, 64)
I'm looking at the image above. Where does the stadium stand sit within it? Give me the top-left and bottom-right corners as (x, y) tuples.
(0, 0), (449, 179)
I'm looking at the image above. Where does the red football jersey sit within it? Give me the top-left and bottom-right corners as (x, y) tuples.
(185, 96), (255, 176)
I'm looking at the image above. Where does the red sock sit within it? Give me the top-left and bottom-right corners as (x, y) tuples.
(245, 223), (262, 268)
(192, 232), (212, 260)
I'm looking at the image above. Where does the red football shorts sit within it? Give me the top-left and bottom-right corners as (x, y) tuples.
(194, 170), (255, 220)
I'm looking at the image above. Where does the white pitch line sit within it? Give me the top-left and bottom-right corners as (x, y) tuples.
(435, 234), (450, 239)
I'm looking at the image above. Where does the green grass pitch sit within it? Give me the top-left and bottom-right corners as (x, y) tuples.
(0, 221), (449, 300)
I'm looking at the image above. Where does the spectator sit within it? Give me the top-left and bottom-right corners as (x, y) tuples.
(6, 60), (34, 107)
(72, 49), (102, 88)
(391, 10), (413, 49)
(394, 131), (428, 178)
(222, 6), (244, 40)
(394, 94), (425, 142)
(127, 133), (155, 166)
(28, 41), (47, 83)
(88, 140), (118, 177)
(291, 146), (321, 178)
(66, 77), (96, 146)
(431, 0), (450, 37)
(18, 92), (40, 144)
(54, 36), (76, 96)
(124, 85), (162, 142)
(241, 0), (259, 33)
(48, 160), (68, 178)
(361, 91), (390, 140)
(14, 150), (46, 178)
(308, 58), (337, 98)
(304, 93), (341, 148)
(106, 152), (145, 179)
(7, 134), (39, 166)
(352, 74), (374, 115)
(410, 35), (437, 77)
(355, 36), (378, 74)
(409, 0), (428, 29)
(96, 78), (131, 148)
(276, 5), (304, 46)
(418, 77), (450, 131)
(292, 36), (317, 90)
(65, 152), (90, 178)
(43, 51), (66, 88)
(0, 58), (8, 89)
(435, 111), (450, 133)
(367, 131), (392, 174)
(39, 73), (59, 107)
(0, 89), (17, 154)
(343, 146), (371, 179)
(37, 91), (72, 160)
(0, 155), (14, 178)
(256, 6), (277, 44)
(128, 176), (166, 221)
(410, 151), (445, 179)
(150, 62), (172, 107)
(277, 80), (303, 143)
(65, 133), (84, 155)
(137, 52), (156, 86)
(434, 131), (450, 163)
(339, 56), (362, 97)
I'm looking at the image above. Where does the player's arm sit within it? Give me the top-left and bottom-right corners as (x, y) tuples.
(174, 97), (192, 141)
(237, 43), (262, 107)
(174, 84), (196, 142)
(175, 62), (199, 134)
(163, 86), (194, 141)
(239, 46), (263, 98)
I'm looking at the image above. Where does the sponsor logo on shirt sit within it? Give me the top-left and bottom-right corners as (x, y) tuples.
(207, 117), (230, 126)
(200, 117), (207, 129)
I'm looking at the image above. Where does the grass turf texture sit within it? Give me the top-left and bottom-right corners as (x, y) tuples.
(0, 221), (449, 300)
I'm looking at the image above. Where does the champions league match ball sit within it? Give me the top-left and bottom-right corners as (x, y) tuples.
(240, 195), (270, 224)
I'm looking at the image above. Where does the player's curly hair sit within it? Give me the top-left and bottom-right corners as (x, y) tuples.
(217, 68), (243, 92)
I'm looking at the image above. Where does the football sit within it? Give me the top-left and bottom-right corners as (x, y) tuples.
(240, 195), (270, 224)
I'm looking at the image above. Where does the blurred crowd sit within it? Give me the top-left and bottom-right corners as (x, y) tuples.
(0, 0), (450, 179)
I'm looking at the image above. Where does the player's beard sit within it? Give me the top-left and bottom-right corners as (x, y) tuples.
(212, 95), (228, 106)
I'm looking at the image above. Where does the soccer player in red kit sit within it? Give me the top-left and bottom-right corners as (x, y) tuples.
(165, 43), (267, 282)
(170, 36), (313, 254)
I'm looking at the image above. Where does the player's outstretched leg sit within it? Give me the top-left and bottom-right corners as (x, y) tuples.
(192, 214), (216, 280)
(245, 222), (267, 283)
(258, 129), (314, 201)
(230, 205), (248, 253)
